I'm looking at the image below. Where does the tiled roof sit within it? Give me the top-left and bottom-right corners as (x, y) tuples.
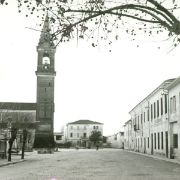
(0, 102), (36, 110)
(68, 120), (103, 125)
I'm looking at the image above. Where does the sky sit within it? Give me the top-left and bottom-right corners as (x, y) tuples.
(0, 2), (180, 136)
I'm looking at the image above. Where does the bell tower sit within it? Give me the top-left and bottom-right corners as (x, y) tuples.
(34, 15), (56, 150)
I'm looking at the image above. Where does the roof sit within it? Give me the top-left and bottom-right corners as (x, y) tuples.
(166, 76), (180, 90)
(0, 102), (36, 110)
(129, 78), (176, 113)
(68, 120), (103, 125)
(124, 119), (132, 126)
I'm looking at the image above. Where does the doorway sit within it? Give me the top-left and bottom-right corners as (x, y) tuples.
(151, 134), (153, 155)
(165, 131), (168, 158)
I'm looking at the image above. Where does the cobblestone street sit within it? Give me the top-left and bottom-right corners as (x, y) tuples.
(1, 149), (180, 180)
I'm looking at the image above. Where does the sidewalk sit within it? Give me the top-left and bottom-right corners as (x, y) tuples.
(125, 149), (180, 165)
(0, 151), (36, 167)
(0, 155), (25, 167)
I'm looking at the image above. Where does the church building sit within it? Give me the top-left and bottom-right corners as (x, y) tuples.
(0, 15), (56, 157)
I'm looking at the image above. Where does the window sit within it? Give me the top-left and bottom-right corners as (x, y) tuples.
(165, 94), (168, 114)
(158, 133), (160, 149)
(138, 116), (139, 129)
(84, 126), (86, 130)
(154, 133), (156, 149)
(147, 109), (149, 121)
(77, 133), (79, 138)
(151, 104), (153, 121)
(141, 114), (143, 124)
(144, 112), (145, 122)
(148, 137), (149, 148)
(77, 126), (79, 130)
(70, 133), (73, 138)
(70, 126), (73, 130)
(83, 133), (87, 138)
(173, 134), (178, 148)
(161, 132), (163, 150)
(56, 135), (62, 140)
(42, 56), (50, 64)
(173, 96), (176, 113)
(154, 102), (156, 119)
(161, 97), (163, 115)
(93, 126), (99, 130)
(114, 134), (117, 140)
(170, 96), (176, 113)
(170, 97), (173, 114)
(157, 100), (159, 117)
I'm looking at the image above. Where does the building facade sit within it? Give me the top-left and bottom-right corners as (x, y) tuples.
(65, 120), (103, 147)
(0, 102), (36, 158)
(124, 77), (180, 160)
(166, 77), (180, 160)
(54, 132), (65, 145)
(124, 120), (132, 150)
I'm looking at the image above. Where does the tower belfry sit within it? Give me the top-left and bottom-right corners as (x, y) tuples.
(34, 15), (56, 150)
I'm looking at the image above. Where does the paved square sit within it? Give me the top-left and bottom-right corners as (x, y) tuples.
(0, 149), (180, 180)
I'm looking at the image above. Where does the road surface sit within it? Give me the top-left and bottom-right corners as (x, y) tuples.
(0, 149), (180, 180)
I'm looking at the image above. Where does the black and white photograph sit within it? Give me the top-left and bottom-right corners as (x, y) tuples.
(0, 0), (180, 179)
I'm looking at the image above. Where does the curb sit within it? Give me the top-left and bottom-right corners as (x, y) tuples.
(124, 149), (180, 165)
(0, 159), (26, 168)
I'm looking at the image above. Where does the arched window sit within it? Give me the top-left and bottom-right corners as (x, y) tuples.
(42, 53), (50, 65)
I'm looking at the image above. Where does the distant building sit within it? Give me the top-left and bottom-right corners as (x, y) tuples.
(65, 120), (103, 147)
(123, 120), (132, 150)
(54, 132), (65, 144)
(106, 132), (124, 149)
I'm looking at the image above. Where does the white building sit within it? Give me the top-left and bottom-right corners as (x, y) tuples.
(124, 120), (132, 150)
(166, 77), (180, 160)
(124, 78), (180, 160)
(106, 131), (124, 149)
(54, 132), (65, 145)
(65, 120), (103, 147)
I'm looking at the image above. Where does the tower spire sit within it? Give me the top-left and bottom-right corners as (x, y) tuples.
(38, 13), (54, 47)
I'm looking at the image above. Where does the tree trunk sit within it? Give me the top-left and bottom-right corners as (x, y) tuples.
(8, 128), (17, 162)
(8, 140), (13, 161)
(21, 129), (27, 159)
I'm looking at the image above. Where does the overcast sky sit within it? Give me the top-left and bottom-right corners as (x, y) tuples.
(1, 2), (180, 136)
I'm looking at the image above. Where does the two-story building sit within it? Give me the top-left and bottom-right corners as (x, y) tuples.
(124, 120), (132, 150)
(124, 77), (180, 160)
(65, 120), (103, 148)
(166, 77), (180, 160)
